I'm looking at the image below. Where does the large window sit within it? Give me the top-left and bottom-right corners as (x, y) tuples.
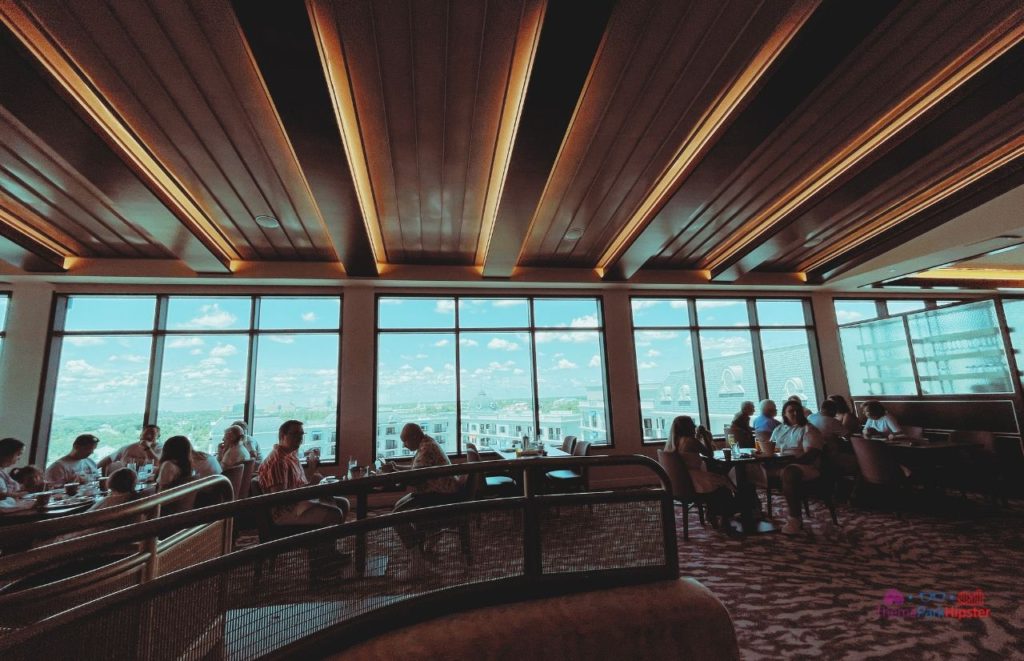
(43, 295), (341, 465)
(0, 293), (9, 356)
(837, 298), (1012, 397)
(375, 297), (610, 458)
(631, 298), (821, 442)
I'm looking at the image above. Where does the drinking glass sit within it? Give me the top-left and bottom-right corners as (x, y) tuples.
(348, 456), (358, 478)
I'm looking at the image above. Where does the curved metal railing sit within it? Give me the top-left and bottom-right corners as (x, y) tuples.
(0, 455), (677, 659)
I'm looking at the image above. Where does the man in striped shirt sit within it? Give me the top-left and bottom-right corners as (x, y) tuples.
(258, 420), (349, 525)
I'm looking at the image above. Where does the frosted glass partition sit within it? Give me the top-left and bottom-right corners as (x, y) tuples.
(839, 317), (917, 396)
(907, 300), (1012, 395)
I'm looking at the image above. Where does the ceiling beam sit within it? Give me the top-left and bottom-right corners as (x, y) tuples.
(0, 199), (67, 271)
(596, 0), (820, 281)
(480, 0), (616, 277)
(233, 0), (378, 276)
(708, 7), (1024, 281)
(0, 2), (237, 272)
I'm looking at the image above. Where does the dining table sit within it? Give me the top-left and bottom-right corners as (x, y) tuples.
(711, 448), (797, 534)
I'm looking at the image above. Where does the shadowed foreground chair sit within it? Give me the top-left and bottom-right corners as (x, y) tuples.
(466, 444), (517, 495)
(657, 449), (705, 540)
(851, 435), (910, 514)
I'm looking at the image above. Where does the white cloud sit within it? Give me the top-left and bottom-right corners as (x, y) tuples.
(646, 349), (661, 357)
(492, 300), (526, 308)
(669, 300), (689, 308)
(267, 336), (295, 344)
(637, 330), (679, 340)
(421, 366), (434, 374)
(435, 300), (455, 314)
(167, 337), (204, 349)
(487, 338), (520, 351)
(588, 355), (601, 367)
(631, 300), (660, 310)
(836, 310), (867, 323)
(380, 298), (403, 305)
(210, 344), (238, 357)
(415, 353), (428, 359)
(434, 339), (450, 347)
(64, 359), (103, 376)
(555, 358), (578, 370)
(459, 338), (478, 347)
(185, 304), (237, 329)
(697, 300), (743, 309)
(65, 337), (105, 347)
(570, 314), (598, 328)
(639, 361), (658, 369)
(109, 353), (147, 363)
(190, 349), (203, 356)
(513, 368), (525, 375)
(301, 312), (317, 322)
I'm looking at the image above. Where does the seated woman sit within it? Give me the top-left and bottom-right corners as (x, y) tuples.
(769, 401), (825, 535)
(157, 435), (194, 490)
(218, 424), (251, 469)
(665, 416), (736, 529)
(11, 465), (45, 493)
(89, 467), (137, 511)
(828, 394), (860, 436)
(861, 400), (901, 439)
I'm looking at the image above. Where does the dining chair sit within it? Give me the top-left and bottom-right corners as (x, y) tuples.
(656, 449), (705, 541)
(560, 435), (577, 454)
(544, 440), (591, 492)
(850, 435), (910, 515)
(237, 459), (255, 499)
(466, 445), (517, 495)
(221, 463), (244, 499)
(949, 430), (1001, 503)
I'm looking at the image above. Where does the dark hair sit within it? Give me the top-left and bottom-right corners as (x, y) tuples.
(863, 400), (886, 419)
(819, 400), (838, 417)
(11, 465), (41, 486)
(787, 395), (803, 403)
(279, 419), (303, 439)
(0, 437), (25, 461)
(670, 415), (697, 440)
(781, 400), (809, 427)
(108, 467), (138, 494)
(142, 424), (160, 432)
(828, 394), (851, 415)
(73, 433), (100, 448)
(159, 435), (192, 487)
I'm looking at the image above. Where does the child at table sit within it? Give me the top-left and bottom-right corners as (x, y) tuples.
(11, 465), (46, 493)
(88, 467), (138, 511)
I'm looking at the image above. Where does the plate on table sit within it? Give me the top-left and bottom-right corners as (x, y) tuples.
(44, 495), (94, 509)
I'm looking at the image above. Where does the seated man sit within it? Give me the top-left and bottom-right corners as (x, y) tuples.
(45, 433), (101, 485)
(258, 419), (349, 525)
(385, 423), (462, 571)
(730, 401), (755, 447)
(98, 424), (161, 473)
(752, 399), (781, 435)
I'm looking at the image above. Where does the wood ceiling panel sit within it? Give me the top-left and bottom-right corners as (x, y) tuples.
(638, 0), (1023, 275)
(12, 0), (336, 262)
(313, 0), (544, 265)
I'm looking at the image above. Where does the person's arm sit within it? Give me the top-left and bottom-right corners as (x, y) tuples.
(798, 427), (824, 464)
(885, 414), (902, 436)
(44, 462), (66, 486)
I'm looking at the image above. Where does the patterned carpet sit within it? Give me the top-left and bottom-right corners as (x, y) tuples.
(678, 493), (1024, 660)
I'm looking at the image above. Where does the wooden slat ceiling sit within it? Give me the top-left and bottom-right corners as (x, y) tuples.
(0, 0), (1021, 286)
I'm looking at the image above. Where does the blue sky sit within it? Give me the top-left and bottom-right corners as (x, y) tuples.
(52, 296), (340, 417)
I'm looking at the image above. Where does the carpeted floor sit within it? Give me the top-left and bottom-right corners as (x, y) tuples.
(678, 493), (1024, 660)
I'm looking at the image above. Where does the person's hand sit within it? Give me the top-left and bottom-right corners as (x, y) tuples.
(382, 461), (397, 473)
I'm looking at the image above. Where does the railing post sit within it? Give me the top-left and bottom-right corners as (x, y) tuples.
(522, 465), (542, 578)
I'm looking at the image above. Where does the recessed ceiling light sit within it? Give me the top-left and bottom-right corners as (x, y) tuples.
(804, 236), (823, 247)
(565, 227), (584, 241)
(255, 214), (280, 229)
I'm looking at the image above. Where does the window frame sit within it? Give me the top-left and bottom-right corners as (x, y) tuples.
(630, 296), (824, 444)
(373, 293), (614, 459)
(36, 294), (343, 465)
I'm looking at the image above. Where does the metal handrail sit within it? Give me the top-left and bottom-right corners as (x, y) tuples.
(0, 476), (679, 656)
(1, 473), (235, 545)
(0, 455), (671, 579)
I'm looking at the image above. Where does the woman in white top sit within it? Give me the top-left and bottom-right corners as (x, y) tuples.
(769, 401), (824, 535)
(0, 437), (27, 510)
(218, 425), (251, 469)
(862, 400), (901, 439)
